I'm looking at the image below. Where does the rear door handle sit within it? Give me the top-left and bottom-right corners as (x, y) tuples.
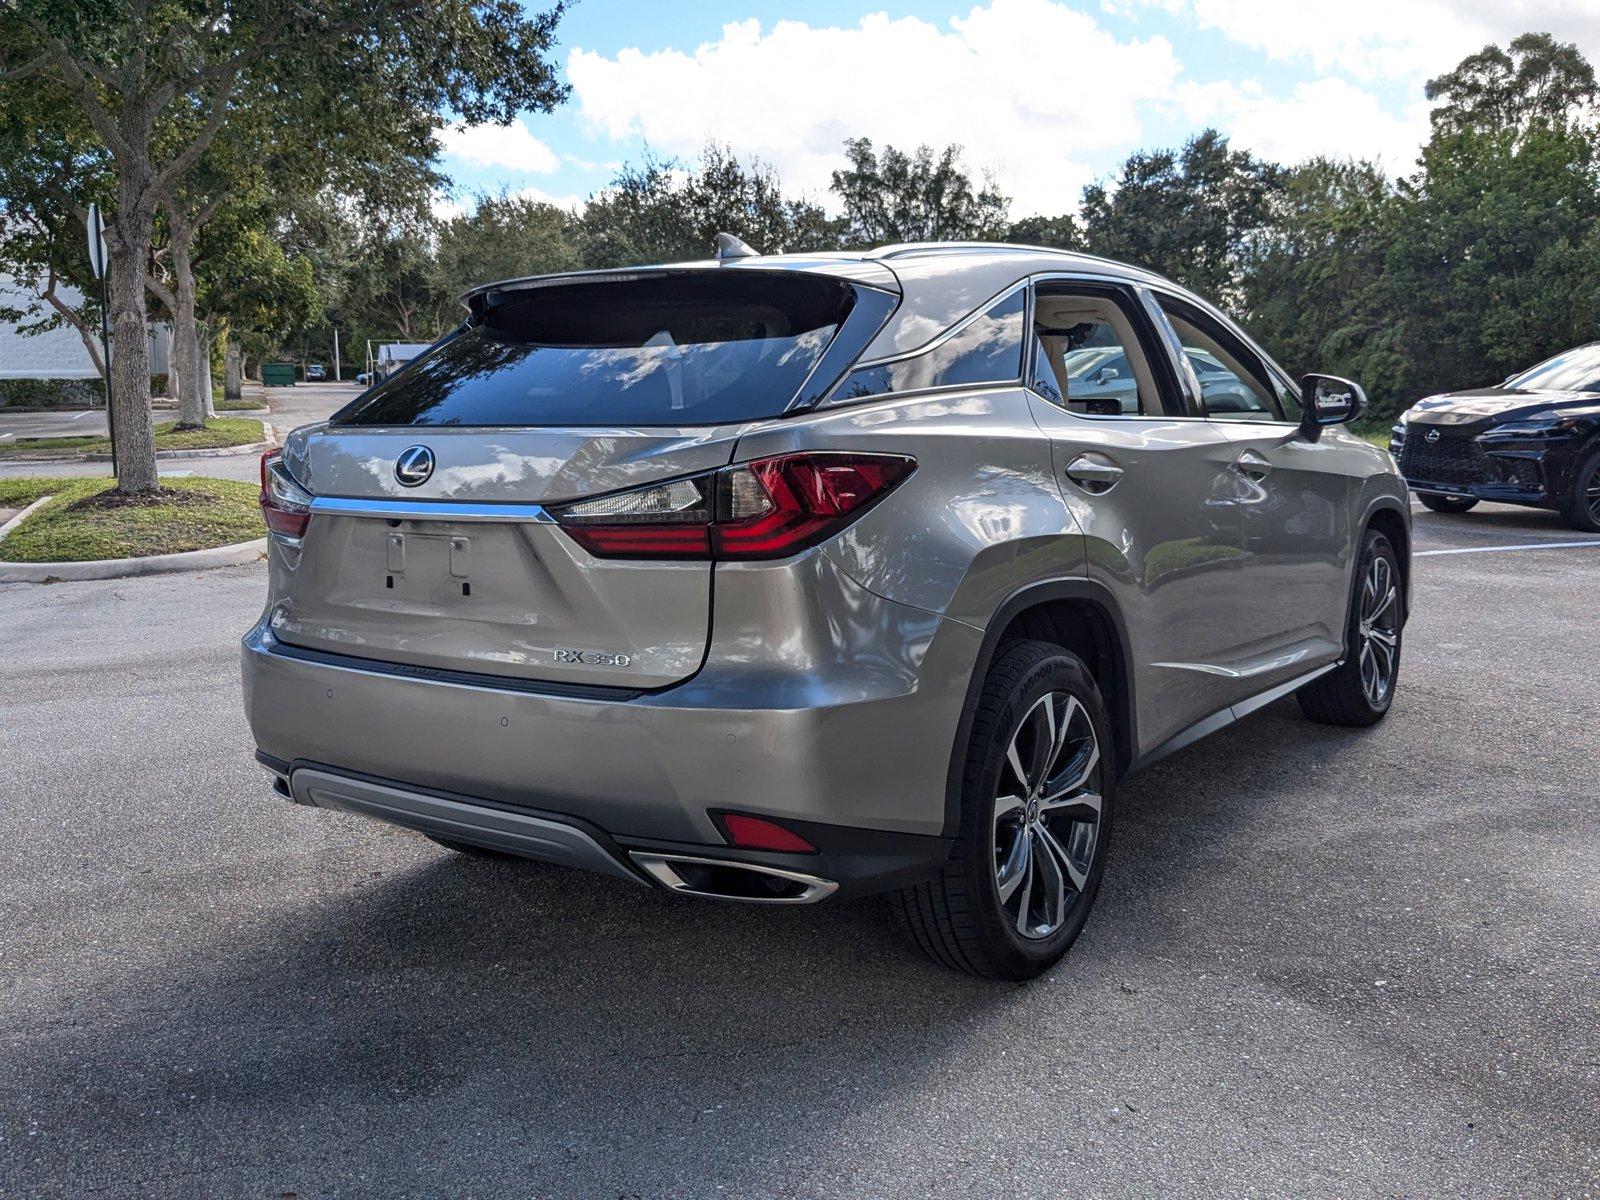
(1064, 453), (1124, 495)
(1234, 449), (1273, 480)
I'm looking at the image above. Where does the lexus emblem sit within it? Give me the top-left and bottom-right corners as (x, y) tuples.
(1424, 428), (1441, 443)
(394, 444), (435, 487)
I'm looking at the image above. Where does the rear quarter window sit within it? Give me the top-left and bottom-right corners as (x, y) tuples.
(335, 272), (859, 428)
(829, 287), (1026, 402)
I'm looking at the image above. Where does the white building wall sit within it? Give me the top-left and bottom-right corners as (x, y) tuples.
(0, 274), (169, 379)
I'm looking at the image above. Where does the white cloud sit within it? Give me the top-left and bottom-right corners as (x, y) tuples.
(566, 0), (1184, 216)
(562, 0), (1600, 219)
(513, 185), (586, 213)
(430, 191), (468, 222)
(1178, 78), (1433, 172)
(1130, 0), (1600, 79)
(440, 119), (561, 173)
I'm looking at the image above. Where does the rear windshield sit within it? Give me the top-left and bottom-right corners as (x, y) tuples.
(335, 272), (857, 427)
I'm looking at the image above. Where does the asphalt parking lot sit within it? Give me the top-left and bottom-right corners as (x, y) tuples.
(1, 501), (1595, 1198)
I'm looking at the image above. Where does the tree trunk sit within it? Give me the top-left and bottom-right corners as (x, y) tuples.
(171, 229), (206, 429)
(224, 338), (242, 401)
(200, 323), (216, 417)
(107, 216), (159, 493)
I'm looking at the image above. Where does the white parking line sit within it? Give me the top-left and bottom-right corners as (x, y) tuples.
(70, 411), (93, 421)
(1416, 540), (1600, 556)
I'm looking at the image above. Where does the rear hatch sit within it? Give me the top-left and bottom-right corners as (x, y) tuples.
(268, 267), (890, 691)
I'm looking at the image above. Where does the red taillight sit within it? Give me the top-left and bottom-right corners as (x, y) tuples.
(259, 449), (311, 538)
(717, 812), (818, 854)
(550, 452), (914, 561)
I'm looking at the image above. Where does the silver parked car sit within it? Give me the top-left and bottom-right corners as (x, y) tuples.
(245, 242), (1411, 980)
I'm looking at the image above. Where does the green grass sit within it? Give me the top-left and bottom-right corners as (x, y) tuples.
(0, 476), (263, 562)
(214, 397), (266, 411)
(0, 478), (60, 508)
(0, 417), (264, 458)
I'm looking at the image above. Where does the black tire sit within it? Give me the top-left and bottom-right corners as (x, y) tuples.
(424, 834), (520, 860)
(1298, 530), (1403, 727)
(1558, 442), (1600, 532)
(1417, 492), (1478, 514)
(891, 640), (1115, 981)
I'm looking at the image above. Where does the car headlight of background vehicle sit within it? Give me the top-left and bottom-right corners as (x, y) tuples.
(1479, 414), (1585, 441)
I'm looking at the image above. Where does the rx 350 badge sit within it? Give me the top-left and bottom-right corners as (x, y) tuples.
(554, 648), (633, 668)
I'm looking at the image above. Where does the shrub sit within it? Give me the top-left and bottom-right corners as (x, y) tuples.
(0, 378), (104, 408)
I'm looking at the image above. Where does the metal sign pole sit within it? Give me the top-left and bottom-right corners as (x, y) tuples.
(87, 203), (117, 479)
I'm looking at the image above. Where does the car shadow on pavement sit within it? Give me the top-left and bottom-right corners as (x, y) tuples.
(8, 699), (1392, 1195)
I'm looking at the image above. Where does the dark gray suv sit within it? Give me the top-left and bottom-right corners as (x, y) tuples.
(244, 242), (1411, 979)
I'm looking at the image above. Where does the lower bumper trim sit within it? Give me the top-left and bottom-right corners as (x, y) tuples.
(289, 767), (649, 887)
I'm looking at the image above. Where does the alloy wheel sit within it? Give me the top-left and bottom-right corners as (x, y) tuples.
(993, 692), (1103, 940)
(1356, 554), (1400, 706)
(1586, 463), (1600, 524)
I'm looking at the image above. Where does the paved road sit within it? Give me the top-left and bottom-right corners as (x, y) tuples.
(0, 383), (359, 482)
(1, 508), (1595, 1197)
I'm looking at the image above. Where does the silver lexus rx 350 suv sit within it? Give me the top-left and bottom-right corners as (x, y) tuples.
(244, 242), (1411, 980)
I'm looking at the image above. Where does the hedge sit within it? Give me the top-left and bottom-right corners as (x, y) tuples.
(0, 376), (173, 407)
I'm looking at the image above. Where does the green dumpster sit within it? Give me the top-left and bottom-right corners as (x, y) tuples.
(263, 362), (297, 387)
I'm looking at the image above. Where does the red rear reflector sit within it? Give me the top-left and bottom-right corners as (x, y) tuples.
(719, 813), (818, 854)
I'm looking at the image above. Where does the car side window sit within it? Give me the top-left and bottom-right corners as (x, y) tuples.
(1159, 301), (1284, 422)
(832, 287), (1025, 401)
(1030, 288), (1164, 417)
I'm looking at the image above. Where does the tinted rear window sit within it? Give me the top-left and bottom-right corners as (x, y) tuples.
(335, 272), (857, 428)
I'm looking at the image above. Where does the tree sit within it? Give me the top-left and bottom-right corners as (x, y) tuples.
(339, 218), (452, 343)
(1, 0), (567, 491)
(1240, 159), (1404, 406)
(830, 139), (1010, 246)
(1080, 129), (1282, 306)
(578, 146), (842, 268)
(1426, 32), (1597, 141)
(435, 193), (582, 299)
(0, 80), (112, 385)
(1003, 212), (1081, 251)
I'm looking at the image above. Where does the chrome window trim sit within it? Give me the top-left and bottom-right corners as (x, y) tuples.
(309, 496), (557, 523)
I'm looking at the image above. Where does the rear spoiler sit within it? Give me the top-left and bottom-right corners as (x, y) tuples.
(460, 259), (900, 319)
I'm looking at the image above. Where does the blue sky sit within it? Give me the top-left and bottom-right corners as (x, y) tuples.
(435, 0), (1600, 218)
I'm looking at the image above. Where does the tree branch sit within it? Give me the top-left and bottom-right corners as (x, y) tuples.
(156, 5), (296, 191)
(40, 40), (139, 165)
(39, 265), (107, 379)
(0, 51), (53, 83)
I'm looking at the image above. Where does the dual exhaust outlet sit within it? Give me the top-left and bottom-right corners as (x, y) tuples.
(628, 852), (838, 905)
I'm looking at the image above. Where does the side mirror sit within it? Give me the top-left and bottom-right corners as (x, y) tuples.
(1094, 366), (1120, 384)
(1299, 373), (1367, 441)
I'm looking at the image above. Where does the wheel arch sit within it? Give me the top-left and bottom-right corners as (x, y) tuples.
(944, 579), (1136, 837)
(1362, 498), (1411, 623)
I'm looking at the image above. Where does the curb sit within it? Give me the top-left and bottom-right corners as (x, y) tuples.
(0, 537), (268, 584)
(0, 495), (52, 539)
(3, 418), (275, 464)
(84, 438), (274, 462)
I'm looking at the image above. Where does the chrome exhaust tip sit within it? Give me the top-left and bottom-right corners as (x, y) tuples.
(629, 852), (838, 905)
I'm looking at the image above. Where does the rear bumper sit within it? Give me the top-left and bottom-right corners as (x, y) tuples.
(257, 755), (949, 901)
(242, 560), (980, 890)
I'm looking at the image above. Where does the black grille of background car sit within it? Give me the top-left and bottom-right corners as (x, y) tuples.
(1400, 430), (1489, 487)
